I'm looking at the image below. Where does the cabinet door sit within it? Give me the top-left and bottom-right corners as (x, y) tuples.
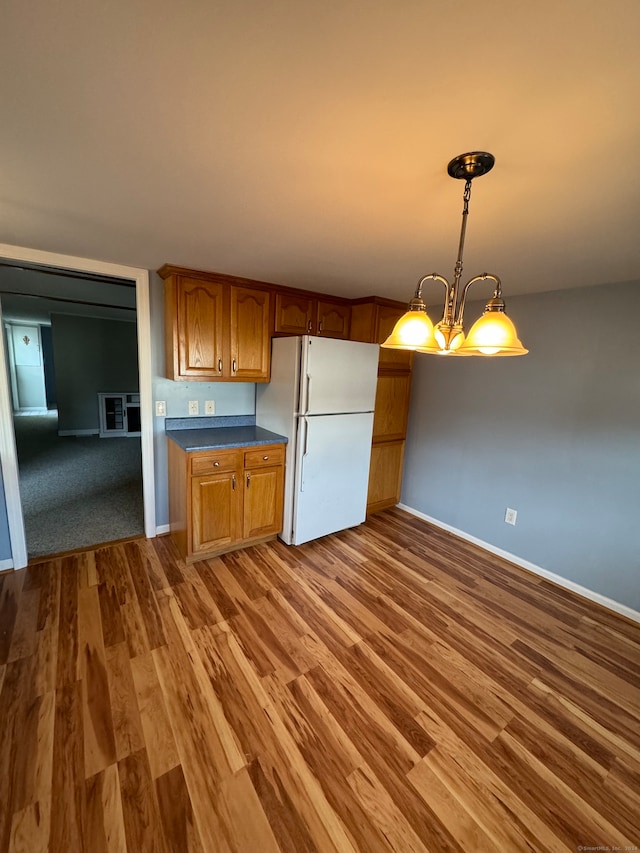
(230, 286), (271, 381)
(176, 277), (225, 378)
(274, 292), (314, 335)
(372, 373), (412, 442)
(191, 471), (241, 553)
(243, 465), (284, 539)
(367, 440), (405, 514)
(376, 305), (414, 371)
(316, 300), (351, 339)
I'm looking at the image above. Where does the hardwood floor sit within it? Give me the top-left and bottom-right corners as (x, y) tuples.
(1, 507), (639, 852)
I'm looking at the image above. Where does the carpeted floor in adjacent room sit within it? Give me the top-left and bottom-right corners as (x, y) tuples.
(13, 411), (144, 558)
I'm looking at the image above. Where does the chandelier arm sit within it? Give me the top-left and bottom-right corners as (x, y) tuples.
(415, 272), (450, 300)
(455, 273), (502, 325)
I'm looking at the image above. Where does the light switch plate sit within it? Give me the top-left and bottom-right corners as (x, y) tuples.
(155, 400), (166, 417)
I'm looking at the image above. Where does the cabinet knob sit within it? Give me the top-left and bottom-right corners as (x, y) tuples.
(213, 461), (220, 467)
(263, 455), (269, 460)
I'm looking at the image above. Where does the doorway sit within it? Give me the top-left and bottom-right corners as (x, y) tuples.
(0, 243), (155, 568)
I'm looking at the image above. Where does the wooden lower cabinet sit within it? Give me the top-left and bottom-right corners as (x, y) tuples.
(242, 445), (285, 539)
(367, 440), (405, 513)
(168, 441), (285, 561)
(191, 470), (240, 554)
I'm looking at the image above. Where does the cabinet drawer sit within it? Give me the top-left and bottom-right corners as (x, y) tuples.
(190, 449), (239, 475)
(243, 445), (285, 469)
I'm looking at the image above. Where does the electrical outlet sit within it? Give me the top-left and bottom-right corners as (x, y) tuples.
(505, 507), (518, 525)
(188, 400), (199, 416)
(155, 400), (166, 417)
(205, 400), (215, 415)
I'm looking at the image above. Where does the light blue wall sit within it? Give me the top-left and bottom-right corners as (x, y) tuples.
(402, 279), (640, 611)
(148, 273), (256, 528)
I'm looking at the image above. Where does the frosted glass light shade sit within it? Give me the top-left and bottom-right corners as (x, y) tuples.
(382, 309), (435, 350)
(459, 310), (528, 356)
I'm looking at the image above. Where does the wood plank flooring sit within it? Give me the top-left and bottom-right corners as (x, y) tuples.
(1, 507), (639, 852)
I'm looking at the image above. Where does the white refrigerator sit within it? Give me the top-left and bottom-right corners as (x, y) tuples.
(256, 335), (379, 545)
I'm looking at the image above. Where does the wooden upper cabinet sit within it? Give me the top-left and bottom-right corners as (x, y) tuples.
(350, 298), (413, 371)
(166, 276), (224, 380)
(316, 299), (351, 339)
(162, 269), (270, 381)
(274, 292), (351, 339)
(230, 285), (270, 381)
(274, 292), (314, 335)
(376, 304), (413, 371)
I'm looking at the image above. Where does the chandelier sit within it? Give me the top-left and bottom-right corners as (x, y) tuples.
(382, 152), (528, 356)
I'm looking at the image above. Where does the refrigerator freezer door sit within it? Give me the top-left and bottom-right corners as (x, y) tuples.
(291, 411), (374, 545)
(300, 337), (379, 415)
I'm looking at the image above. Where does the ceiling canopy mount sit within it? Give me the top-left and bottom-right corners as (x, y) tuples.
(447, 151), (495, 181)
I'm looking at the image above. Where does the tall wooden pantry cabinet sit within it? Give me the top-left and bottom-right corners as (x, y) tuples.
(349, 297), (413, 514)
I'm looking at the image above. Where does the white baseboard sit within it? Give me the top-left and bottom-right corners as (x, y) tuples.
(58, 429), (100, 437)
(156, 524), (170, 535)
(0, 558), (13, 572)
(397, 503), (640, 625)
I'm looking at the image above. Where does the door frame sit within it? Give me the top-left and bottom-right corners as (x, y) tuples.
(0, 242), (155, 568)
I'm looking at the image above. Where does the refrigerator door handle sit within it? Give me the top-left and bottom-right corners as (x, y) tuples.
(302, 373), (311, 415)
(299, 416), (309, 492)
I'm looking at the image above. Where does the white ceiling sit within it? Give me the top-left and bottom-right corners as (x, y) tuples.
(1, 0), (639, 305)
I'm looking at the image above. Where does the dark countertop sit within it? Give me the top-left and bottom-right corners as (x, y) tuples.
(166, 425), (287, 452)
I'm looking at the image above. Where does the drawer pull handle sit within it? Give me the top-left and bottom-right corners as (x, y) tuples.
(232, 475), (236, 490)
(263, 455), (269, 460)
(232, 359), (237, 373)
(246, 474), (251, 488)
(218, 358), (222, 372)
(213, 461), (220, 467)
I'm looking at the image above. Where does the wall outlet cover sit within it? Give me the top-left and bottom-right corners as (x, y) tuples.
(505, 507), (518, 525)
(155, 400), (166, 417)
(188, 400), (199, 415)
(205, 400), (215, 415)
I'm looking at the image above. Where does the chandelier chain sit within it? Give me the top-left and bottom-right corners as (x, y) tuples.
(462, 179), (472, 214)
